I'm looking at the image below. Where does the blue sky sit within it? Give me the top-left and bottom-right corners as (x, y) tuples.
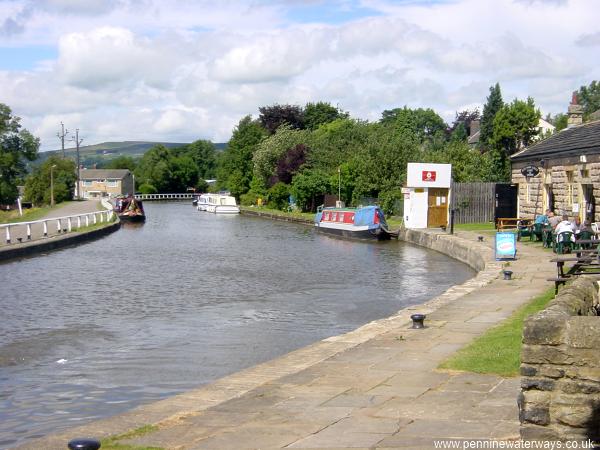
(0, 45), (57, 70)
(0, 0), (598, 151)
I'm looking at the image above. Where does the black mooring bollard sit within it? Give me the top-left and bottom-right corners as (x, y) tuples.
(478, 236), (484, 242)
(68, 438), (101, 450)
(410, 313), (426, 329)
(503, 270), (513, 280)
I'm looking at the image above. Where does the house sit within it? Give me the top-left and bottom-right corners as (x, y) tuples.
(78, 169), (134, 199)
(510, 93), (600, 222)
(468, 118), (556, 147)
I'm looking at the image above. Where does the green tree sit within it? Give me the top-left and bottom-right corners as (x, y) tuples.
(24, 156), (76, 205)
(0, 103), (40, 204)
(258, 104), (304, 134)
(103, 155), (137, 171)
(267, 182), (290, 210)
(184, 139), (217, 179)
(253, 125), (309, 185)
(134, 144), (172, 192)
(479, 83), (504, 150)
(490, 97), (541, 181)
(308, 118), (370, 173)
(218, 116), (266, 198)
(169, 155), (198, 192)
(380, 107), (447, 141)
(290, 169), (330, 212)
(547, 113), (568, 132)
(576, 80), (600, 120)
(303, 102), (348, 130)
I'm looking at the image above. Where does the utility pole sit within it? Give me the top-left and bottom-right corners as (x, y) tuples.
(70, 129), (83, 200)
(57, 122), (68, 158)
(50, 164), (57, 207)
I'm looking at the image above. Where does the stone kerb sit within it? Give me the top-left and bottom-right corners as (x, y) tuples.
(519, 277), (600, 442)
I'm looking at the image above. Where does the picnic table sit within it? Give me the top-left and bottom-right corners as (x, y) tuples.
(548, 254), (600, 293)
(496, 217), (527, 231)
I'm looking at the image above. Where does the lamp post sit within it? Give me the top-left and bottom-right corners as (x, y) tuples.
(50, 164), (57, 207)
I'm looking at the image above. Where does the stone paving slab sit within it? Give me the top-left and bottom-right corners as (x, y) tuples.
(14, 229), (556, 450)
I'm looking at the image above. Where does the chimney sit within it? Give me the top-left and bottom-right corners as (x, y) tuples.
(469, 119), (480, 138)
(567, 91), (583, 128)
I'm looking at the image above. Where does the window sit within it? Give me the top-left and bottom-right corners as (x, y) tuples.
(106, 179), (117, 187)
(83, 180), (93, 186)
(566, 171), (574, 206)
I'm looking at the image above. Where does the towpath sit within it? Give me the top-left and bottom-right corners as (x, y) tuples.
(0, 200), (105, 247)
(16, 230), (555, 449)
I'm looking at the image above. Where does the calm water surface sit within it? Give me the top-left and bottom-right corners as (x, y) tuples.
(0, 203), (474, 448)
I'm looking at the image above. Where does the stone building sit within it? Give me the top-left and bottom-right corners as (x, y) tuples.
(511, 95), (600, 222)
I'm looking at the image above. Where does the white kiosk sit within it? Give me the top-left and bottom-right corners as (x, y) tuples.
(403, 163), (452, 229)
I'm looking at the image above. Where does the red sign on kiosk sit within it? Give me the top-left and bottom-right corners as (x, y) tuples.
(422, 170), (437, 182)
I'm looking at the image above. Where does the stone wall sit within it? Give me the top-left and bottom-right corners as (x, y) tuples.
(519, 277), (600, 441)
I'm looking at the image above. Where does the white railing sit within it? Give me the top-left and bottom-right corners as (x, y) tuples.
(134, 193), (195, 201)
(1, 209), (114, 244)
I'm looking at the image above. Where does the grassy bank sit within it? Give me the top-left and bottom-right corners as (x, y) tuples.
(439, 288), (555, 377)
(0, 204), (72, 224)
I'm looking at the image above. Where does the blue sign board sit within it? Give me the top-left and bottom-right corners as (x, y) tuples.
(495, 232), (517, 260)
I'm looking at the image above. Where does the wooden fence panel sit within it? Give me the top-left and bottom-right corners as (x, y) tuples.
(450, 182), (496, 224)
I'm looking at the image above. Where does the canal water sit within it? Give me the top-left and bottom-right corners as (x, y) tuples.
(0, 202), (474, 448)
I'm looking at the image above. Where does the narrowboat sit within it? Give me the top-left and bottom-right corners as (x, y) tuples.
(114, 196), (146, 222)
(314, 205), (396, 240)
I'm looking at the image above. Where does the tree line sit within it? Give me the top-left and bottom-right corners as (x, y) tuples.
(1, 81), (599, 212)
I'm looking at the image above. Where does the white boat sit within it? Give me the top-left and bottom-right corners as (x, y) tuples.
(197, 194), (240, 214)
(196, 194), (210, 211)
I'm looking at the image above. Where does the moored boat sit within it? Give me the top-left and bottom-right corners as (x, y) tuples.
(197, 194), (240, 214)
(196, 193), (210, 211)
(314, 205), (396, 240)
(114, 196), (146, 222)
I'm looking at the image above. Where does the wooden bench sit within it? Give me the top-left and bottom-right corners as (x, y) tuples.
(496, 218), (522, 231)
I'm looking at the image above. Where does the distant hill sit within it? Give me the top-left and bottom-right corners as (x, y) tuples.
(38, 140), (227, 168)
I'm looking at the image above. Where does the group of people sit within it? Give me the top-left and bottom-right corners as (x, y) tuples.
(534, 209), (594, 242)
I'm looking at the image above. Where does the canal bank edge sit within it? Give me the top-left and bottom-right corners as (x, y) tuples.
(14, 226), (509, 450)
(0, 199), (120, 263)
(0, 221), (121, 262)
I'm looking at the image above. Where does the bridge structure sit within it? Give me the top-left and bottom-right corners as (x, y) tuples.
(134, 193), (196, 201)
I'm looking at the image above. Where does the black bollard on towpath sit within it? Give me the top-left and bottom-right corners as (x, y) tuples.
(503, 270), (513, 280)
(410, 314), (426, 329)
(68, 438), (101, 450)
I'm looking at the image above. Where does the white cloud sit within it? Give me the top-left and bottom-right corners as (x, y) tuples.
(0, 0), (597, 151)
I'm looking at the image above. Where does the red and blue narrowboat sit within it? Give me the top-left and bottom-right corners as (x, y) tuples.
(314, 205), (397, 241)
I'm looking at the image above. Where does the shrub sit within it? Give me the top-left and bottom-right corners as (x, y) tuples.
(267, 182), (290, 210)
(138, 183), (158, 194)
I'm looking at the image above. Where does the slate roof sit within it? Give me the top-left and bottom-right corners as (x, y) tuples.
(511, 120), (600, 162)
(79, 169), (130, 180)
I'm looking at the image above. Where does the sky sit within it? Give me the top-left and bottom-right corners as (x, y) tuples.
(0, 0), (599, 152)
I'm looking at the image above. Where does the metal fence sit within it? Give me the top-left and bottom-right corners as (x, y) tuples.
(450, 182), (496, 224)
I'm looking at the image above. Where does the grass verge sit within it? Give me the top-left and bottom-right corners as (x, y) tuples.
(454, 222), (496, 232)
(101, 425), (163, 450)
(0, 204), (70, 224)
(240, 206), (315, 222)
(438, 287), (555, 377)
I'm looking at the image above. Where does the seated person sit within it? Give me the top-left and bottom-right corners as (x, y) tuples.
(535, 209), (551, 224)
(555, 215), (576, 242)
(548, 211), (561, 229)
(572, 217), (582, 234)
(580, 219), (594, 233)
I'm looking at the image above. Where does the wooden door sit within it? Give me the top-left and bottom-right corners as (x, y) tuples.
(428, 188), (448, 228)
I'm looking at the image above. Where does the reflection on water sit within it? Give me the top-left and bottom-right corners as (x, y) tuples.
(0, 203), (474, 447)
